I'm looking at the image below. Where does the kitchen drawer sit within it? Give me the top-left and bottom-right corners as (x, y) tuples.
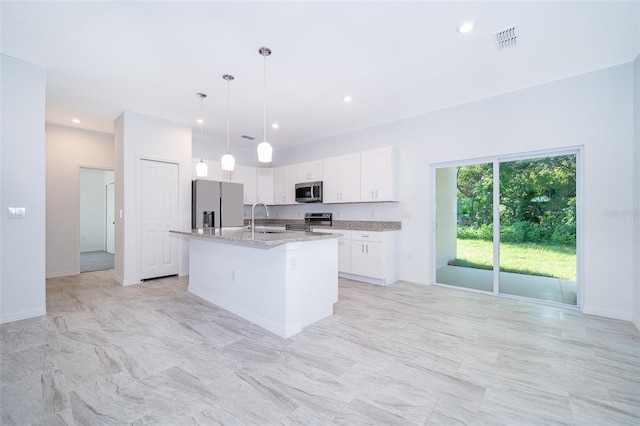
(350, 230), (383, 243)
(312, 228), (350, 240)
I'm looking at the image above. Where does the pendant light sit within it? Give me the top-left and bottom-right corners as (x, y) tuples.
(220, 74), (236, 171)
(257, 46), (273, 163)
(195, 92), (208, 177)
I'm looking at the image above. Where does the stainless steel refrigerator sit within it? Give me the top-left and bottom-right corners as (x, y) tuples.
(192, 180), (244, 229)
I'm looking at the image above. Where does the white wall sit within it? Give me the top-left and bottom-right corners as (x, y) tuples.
(272, 61), (637, 322)
(115, 111), (191, 285)
(79, 168), (114, 252)
(435, 167), (458, 269)
(46, 124), (114, 277)
(0, 55), (47, 323)
(633, 56), (640, 331)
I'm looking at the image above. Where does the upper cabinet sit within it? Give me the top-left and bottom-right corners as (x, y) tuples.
(322, 152), (361, 203)
(273, 165), (298, 205)
(194, 145), (398, 205)
(231, 165), (257, 205)
(297, 160), (323, 182)
(256, 168), (274, 205)
(360, 147), (397, 202)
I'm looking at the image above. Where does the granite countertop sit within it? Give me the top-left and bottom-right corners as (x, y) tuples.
(246, 219), (401, 232)
(313, 220), (401, 231)
(170, 227), (339, 248)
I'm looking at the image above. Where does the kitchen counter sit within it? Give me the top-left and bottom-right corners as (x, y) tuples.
(246, 219), (401, 232)
(174, 227), (339, 338)
(170, 227), (340, 248)
(313, 220), (401, 232)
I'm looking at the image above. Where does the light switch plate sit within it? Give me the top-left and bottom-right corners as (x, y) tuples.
(8, 207), (26, 219)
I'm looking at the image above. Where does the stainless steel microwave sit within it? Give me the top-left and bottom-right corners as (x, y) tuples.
(295, 181), (323, 203)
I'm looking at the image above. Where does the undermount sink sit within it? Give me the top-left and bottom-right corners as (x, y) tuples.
(250, 225), (287, 234)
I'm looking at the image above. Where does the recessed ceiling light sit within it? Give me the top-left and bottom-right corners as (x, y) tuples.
(71, 118), (81, 124)
(343, 95), (352, 103)
(457, 20), (476, 34)
(271, 123), (279, 129)
(196, 118), (204, 124)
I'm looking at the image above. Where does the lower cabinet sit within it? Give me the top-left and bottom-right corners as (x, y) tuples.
(337, 237), (351, 273)
(350, 240), (383, 279)
(312, 228), (397, 286)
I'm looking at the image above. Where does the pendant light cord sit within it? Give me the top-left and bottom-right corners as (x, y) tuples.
(227, 79), (231, 154)
(200, 96), (204, 160)
(263, 53), (267, 142)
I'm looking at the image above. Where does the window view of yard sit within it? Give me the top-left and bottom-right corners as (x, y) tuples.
(452, 155), (577, 281)
(449, 239), (576, 281)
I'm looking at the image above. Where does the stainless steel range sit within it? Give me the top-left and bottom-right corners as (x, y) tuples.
(286, 212), (332, 231)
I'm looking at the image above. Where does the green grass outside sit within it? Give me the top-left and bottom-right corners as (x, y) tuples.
(449, 238), (577, 281)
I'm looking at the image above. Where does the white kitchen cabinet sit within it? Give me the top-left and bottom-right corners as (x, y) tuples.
(297, 160), (323, 182)
(347, 230), (397, 285)
(231, 164), (257, 205)
(256, 167), (274, 204)
(273, 165), (298, 205)
(360, 147), (397, 202)
(312, 229), (351, 273)
(322, 153), (361, 203)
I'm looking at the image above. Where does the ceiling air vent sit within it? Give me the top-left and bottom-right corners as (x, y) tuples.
(241, 135), (256, 140)
(495, 26), (518, 50)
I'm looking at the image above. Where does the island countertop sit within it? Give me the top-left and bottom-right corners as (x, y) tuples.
(170, 227), (340, 248)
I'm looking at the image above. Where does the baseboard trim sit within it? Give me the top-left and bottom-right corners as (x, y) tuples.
(46, 270), (76, 279)
(338, 272), (394, 286)
(633, 313), (640, 332)
(582, 305), (633, 322)
(1, 307), (47, 324)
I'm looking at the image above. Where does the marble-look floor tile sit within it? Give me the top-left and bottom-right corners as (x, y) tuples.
(0, 372), (70, 425)
(1, 272), (639, 425)
(0, 315), (58, 354)
(570, 394), (640, 426)
(479, 386), (573, 425)
(68, 373), (147, 425)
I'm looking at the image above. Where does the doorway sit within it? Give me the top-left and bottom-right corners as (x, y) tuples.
(433, 149), (580, 307)
(80, 168), (115, 272)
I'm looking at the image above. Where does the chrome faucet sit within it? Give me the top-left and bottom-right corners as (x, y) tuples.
(251, 202), (270, 240)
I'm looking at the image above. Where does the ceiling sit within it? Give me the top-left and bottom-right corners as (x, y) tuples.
(2, 1), (639, 150)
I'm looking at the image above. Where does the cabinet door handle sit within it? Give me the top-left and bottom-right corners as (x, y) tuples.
(366, 244), (368, 254)
(375, 190), (378, 198)
(361, 244), (364, 253)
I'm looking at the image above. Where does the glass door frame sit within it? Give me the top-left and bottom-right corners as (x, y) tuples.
(430, 146), (583, 309)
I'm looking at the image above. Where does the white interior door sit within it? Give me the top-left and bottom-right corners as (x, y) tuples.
(105, 182), (115, 254)
(140, 160), (179, 280)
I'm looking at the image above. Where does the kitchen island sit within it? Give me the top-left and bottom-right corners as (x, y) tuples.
(171, 228), (340, 338)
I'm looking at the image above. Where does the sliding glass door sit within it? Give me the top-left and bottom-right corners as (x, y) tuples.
(498, 155), (577, 304)
(433, 150), (579, 306)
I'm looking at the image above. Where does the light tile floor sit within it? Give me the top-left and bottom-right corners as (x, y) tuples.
(1, 271), (638, 425)
(436, 265), (577, 305)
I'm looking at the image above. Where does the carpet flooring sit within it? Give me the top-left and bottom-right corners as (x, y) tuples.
(80, 251), (114, 272)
